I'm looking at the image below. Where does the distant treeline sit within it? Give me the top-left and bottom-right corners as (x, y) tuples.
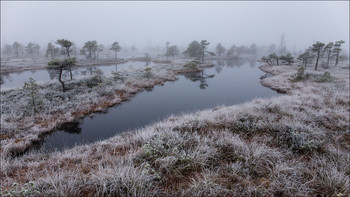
(1, 38), (347, 63)
(261, 40), (346, 70)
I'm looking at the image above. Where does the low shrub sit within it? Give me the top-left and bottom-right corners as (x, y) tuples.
(291, 67), (308, 82)
(314, 72), (334, 83)
(183, 61), (200, 69)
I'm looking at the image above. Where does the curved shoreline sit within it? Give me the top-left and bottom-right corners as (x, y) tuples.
(0, 61), (214, 157)
(1, 61), (349, 196)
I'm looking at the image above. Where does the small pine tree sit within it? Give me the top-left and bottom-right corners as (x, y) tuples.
(311, 41), (325, 70)
(110, 42), (121, 60)
(291, 67), (306, 82)
(23, 77), (41, 114)
(333, 40), (345, 67)
(261, 56), (273, 66)
(298, 50), (312, 69)
(144, 67), (152, 79)
(48, 57), (77, 92)
(268, 53), (279, 65)
(323, 42), (334, 67)
(279, 53), (294, 65)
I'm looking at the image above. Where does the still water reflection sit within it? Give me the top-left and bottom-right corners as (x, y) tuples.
(38, 58), (279, 152)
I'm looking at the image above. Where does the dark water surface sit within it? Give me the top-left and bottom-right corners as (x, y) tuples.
(40, 59), (279, 151)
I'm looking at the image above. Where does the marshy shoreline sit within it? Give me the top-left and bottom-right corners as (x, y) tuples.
(1, 60), (349, 196)
(0, 60), (215, 157)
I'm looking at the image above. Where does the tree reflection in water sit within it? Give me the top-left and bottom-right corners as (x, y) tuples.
(183, 70), (215, 90)
(28, 121), (82, 153)
(183, 58), (259, 89)
(58, 121), (82, 134)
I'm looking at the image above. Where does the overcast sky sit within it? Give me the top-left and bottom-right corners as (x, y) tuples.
(1, 1), (349, 52)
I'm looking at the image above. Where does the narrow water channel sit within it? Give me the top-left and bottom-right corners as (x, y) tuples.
(39, 58), (279, 152)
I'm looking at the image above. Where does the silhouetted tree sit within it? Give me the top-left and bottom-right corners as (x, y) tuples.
(261, 53), (281, 66)
(306, 47), (316, 64)
(298, 49), (312, 69)
(333, 40), (345, 67)
(200, 40), (215, 63)
(268, 53), (279, 65)
(48, 57), (77, 92)
(226, 45), (236, 58)
(46, 43), (55, 59)
(279, 53), (294, 65)
(12, 42), (22, 57)
(261, 56), (273, 66)
(236, 45), (249, 57)
(166, 45), (179, 58)
(56, 39), (74, 58)
(56, 39), (74, 79)
(82, 40), (98, 60)
(323, 42), (334, 67)
(312, 41), (325, 70)
(215, 43), (226, 57)
(25, 43), (34, 58)
(184, 41), (201, 58)
(33, 44), (40, 57)
(165, 42), (170, 60)
(110, 42), (121, 60)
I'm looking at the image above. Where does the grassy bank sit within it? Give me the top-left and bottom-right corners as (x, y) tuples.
(1, 61), (349, 196)
(0, 60), (212, 157)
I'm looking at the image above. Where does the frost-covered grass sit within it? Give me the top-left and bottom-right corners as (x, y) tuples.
(0, 61), (213, 157)
(1, 61), (349, 196)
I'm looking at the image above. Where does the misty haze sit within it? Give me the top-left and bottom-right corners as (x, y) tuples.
(1, 1), (349, 196)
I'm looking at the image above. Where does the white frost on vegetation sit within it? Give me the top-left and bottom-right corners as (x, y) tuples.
(1, 61), (349, 196)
